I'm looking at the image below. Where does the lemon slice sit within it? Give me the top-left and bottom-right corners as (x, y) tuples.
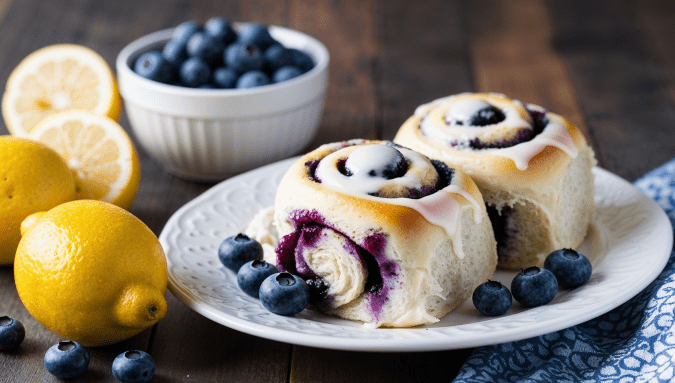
(2, 44), (121, 137)
(29, 111), (140, 210)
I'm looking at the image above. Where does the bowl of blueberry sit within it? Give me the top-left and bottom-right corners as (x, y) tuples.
(116, 18), (329, 181)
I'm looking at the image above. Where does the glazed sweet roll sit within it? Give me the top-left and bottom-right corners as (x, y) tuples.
(394, 92), (596, 270)
(273, 139), (497, 327)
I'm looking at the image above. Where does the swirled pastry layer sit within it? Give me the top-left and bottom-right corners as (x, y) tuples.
(394, 93), (596, 269)
(273, 139), (497, 327)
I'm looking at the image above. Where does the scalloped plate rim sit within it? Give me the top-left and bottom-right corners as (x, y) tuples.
(160, 159), (673, 352)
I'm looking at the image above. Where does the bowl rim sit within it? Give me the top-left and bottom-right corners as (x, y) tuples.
(116, 23), (329, 118)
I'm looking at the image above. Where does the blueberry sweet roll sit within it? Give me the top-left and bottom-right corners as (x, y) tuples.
(273, 139), (497, 327)
(394, 92), (596, 270)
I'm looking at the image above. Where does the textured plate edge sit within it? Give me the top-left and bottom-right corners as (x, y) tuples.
(160, 165), (674, 352)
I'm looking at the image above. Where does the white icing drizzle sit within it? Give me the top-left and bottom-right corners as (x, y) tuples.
(315, 143), (484, 259)
(415, 94), (579, 170)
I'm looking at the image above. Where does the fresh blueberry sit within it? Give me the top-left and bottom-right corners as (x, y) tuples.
(236, 70), (270, 89)
(472, 280), (512, 316)
(237, 259), (279, 298)
(344, 144), (407, 179)
(288, 48), (314, 73)
(162, 39), (188, 71)
(259, 272), (310, 316)
(133, 51), (174, 83)
(469, 105), (505, 126)
(204, 17), (237, 45)
(224, 43), (264, 73)
(544, 248), (592, 288)
(186, 32), (224, 66)
(212, 67), (239, 88)
(511, 266), (558, 307)
(236, 22), (276, 50)
(264, 44), (293, 72)
(172, 21), (201, 45)
(0, 316), (25, 351)
(218, 233), (264, 272)
(112, 350), (155, 383)
(179, 57), (211, 87)
(272, 66), (303, 83)
(43, 341), (89, 379)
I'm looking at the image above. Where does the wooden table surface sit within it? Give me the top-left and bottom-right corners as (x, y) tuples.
(2, 0), (675, 381)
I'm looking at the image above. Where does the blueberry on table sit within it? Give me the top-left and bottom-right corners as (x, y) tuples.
(218, 233), (264, 272)
(344, 144), (408, 179)
(172, 21), (201, 45)
(511, 266), (558, 307)
(272, 66), (303, 83)
(0, 316), (25, 351)
(43, 341), (89, 379)
(212, 67), (239, 89)
(544, 248), (592, 288)
(224, 43), (264, 73)
(204, 17), (237, 45)
(238, 259), (279, 298)
(179, 57), (211, 88)
(289, 48), (314, 73)
(236, 22), (276, 50)
(133, 51), (174, 83)
(186, 32), (224, 66)
(472, 280), (512, 316)
(112, 350), (155, 383)
(259, 272), (310, 316)
(236, 70), (270, 89)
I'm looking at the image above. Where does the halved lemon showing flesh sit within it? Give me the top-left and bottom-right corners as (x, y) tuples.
(2, 44), (121, 137)
(29, 111), (140, 210)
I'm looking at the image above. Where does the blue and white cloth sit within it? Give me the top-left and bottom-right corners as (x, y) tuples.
(454, 159), (675, 383)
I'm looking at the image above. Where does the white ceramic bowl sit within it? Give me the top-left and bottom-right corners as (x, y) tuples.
(116, 25), (329, 181)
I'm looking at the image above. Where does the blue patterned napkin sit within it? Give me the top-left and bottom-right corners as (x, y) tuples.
(454, 159), (675, 383)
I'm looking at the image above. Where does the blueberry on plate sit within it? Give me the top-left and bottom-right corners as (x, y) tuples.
(186, 32), (224, 66)
(236, 70), (270, 89)
(212, 67), (239, 89)
(344, 144), (407, 179)
(544, 248), (592, 288)
(272, 66), (303, 83)
(172, 21), (201, 45)
(0, 316), (25, 351)
(179, 57), (211, 88)
(264, 44), (293, 72)
(237, 259), (279, 298)
(472, 280), (512, 316)
(204, 17), (237, 45)
(511, 266), (558, 307)
(44, 340), (89, 379)
(133, 51), (174, 83)
(259, 272), (310, 316)
(288, 48), (314, 73)
(224, 43), (264, 73)
(218, 233), (264, 272)
(236, 22), (276, 50)
(112, 350), (155, 383)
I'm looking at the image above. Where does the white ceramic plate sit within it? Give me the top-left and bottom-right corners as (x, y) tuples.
(160, 159), (673, 352)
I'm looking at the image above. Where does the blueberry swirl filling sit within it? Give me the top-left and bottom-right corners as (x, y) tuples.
(414, 93), (578, 170)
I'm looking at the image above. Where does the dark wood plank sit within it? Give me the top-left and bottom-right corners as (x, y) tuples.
(546, 0), (675, 181)
(465, 0), (592, 143)
(377, 0), (475, 140)
(289, 0), (380, 145)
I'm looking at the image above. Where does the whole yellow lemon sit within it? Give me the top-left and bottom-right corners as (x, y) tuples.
(0, 136), (76, 265)
(14, 200), (168, 346)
